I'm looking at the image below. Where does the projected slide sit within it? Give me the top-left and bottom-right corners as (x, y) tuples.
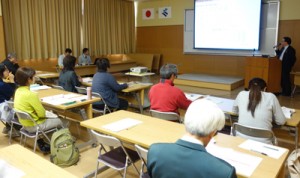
(194, 0), (262, 50)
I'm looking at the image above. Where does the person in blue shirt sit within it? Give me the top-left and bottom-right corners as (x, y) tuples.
(92, 58), (128, 110)
(58, 48), (72, 67)
(78, 48), (92, 65)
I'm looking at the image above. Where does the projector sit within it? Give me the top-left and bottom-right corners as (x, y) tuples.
(130, 66), (148, 73)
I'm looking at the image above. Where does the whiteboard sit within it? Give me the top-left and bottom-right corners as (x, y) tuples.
(184, 1), (280, 57)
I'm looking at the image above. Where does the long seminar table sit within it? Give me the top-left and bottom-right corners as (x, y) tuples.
(0, 144), (77, 178)
(81, 110), (288, 178)
(185, 93), (300, 150)
(36, 88), (100, 149)
(82, 77), (152, 113)
(56, 60), (137, 76)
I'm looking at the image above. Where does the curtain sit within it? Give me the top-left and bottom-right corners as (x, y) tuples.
(1, 0), (82, 59)
(83, 0), (135, 56)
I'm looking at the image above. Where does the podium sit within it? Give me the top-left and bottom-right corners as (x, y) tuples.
(245, 57), (281, 93)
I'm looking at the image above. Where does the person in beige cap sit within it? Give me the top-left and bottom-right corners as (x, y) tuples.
(1, 53), (19, 75)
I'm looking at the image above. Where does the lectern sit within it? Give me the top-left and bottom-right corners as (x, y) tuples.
(245, 57), (281, 93)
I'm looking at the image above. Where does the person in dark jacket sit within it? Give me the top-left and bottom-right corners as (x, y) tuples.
(92, 58), (129, 110)
(0, 63), (19, 135)
(58, 55), (82, 92)
(1, 53), (19, 75)
(275, 36), (296, 96)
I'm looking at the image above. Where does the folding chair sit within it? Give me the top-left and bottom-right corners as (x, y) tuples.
(14, 110), (58, 152)
(149, 109), (181, 123)
(92, 92), (112, 115)
(6, 101), (22, 144)
(231, 122), (277, 145)
(135, 144), (150, 178)
(52, 85), (64, 90)
(34, 76), (44, 85)
(91, 130), (140, 178)
(75, 86), (87, 95)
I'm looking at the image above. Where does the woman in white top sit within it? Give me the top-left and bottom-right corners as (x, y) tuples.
(233, 78), (286, 144)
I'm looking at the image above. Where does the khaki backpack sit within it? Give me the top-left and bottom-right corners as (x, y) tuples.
(50, 128), (79, 167)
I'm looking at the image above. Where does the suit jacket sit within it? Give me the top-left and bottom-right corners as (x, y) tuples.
(276, 46), (296, 72)
(147, 139), (237, 178)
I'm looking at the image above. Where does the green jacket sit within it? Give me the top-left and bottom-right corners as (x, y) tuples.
(14, 86), (46, 127)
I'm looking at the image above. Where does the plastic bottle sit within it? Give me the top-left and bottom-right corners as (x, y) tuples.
(87, 87), (92, 100)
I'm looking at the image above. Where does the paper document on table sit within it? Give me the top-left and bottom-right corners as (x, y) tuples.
(41, 94), (77, 105)
(206, 96), (223, 104)
(281, 106), (295, 119)
(184, 93), (204, 101)
(30, 85), (51, 91)
(82, 77), (93, 83)
(102, 118), (142, 132)
(0, 159), (25, 178)
(206, 140), (262, 177)
(239, 139), (287, 159)
(37, 73), (56, 77)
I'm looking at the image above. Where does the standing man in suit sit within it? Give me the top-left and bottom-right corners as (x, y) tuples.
(147, 99), (237, 178)
(275, 37), (296, 96)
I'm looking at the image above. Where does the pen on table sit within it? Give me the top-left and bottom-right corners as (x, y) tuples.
(250, 149), (268, 156)
(263, 145), (279, 151)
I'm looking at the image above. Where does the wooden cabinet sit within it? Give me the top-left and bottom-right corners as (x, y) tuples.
(245, 57), (281, 93)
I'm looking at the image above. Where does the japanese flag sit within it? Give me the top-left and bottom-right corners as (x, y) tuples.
(142, 8), (154, 20)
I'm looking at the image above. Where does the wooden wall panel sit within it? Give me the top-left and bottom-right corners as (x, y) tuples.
(136, 25), (246, 77)
(136, 21), (300, 77)
(0, 17), (6, 60)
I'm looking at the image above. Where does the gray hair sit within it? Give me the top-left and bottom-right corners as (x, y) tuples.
(7, 52), (17, 59)
(160, 64), (178, 79)
(184, 99), (225, 137)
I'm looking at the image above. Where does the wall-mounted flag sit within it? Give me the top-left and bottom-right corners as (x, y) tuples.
(159, 7), (172, 19)
(142, 8), (154, 20)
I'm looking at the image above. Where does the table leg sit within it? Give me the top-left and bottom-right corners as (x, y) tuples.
(76, 108), (97, 149)
(134, 92), (143, 114)
(295, 126), (298, 150)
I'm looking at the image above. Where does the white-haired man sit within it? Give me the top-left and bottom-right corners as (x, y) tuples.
(147, 99), (237, 178)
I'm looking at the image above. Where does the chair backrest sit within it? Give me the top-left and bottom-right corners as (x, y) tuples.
(34, 76), (44, 85)
(232, 123), (277, 145)
(6, 100), (14, 108)
(75, 86), (87, 94)
(135, 144), (148, 165)
(91, 130), (121, 148)
(92, 92), (111, 114)
(52, 85), (64, 90)
(14, 109), (38, 126)
(149, 109), (181, 122)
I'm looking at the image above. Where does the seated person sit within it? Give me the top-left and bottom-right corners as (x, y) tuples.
(14, 67), (65, 133)
(1, 53), (19, 75)
(149, 64), (192, 114)
(78, 48), (92, 65)
(92, 58), (128, 110)
(58, 55), (82, 92)
(147, 99), (236, 178)
(0, 63), (20, 135)
(233, 77), (286, 144)
(58, 48), (72, 67)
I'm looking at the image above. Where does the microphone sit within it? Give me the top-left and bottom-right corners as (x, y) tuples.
(273, 43), (281, 48)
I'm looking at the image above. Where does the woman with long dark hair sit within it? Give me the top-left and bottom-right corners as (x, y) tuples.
(233, 77), (286, 144)
(58, 55), (82, 92)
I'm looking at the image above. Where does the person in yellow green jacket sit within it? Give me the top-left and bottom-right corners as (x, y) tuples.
(14, 67), (64, 133)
